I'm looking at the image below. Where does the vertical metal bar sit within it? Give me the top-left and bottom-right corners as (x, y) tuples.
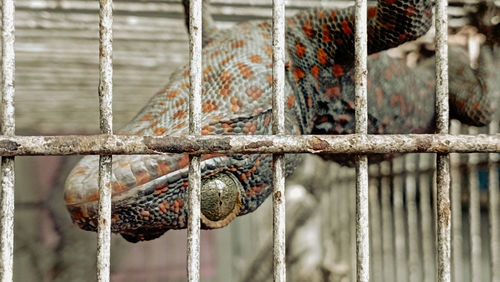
(0, 1), (15, 280)
(450, 121), (463, 282)
(405, 154), (421, 282)
(271, 0), (286, 280)
(435, 0), (451, 279)
(489, 107), (500, 282)
(369, 172), (382, 282)
(468, 127), (482, 282)
(392, 158), (408, 282)
(97, 0), (113, 281)
(380, 161), (395, 282)
(354, 0), (368, 279)
(419, 154), (436, 282)
(187, 0), (202, 280)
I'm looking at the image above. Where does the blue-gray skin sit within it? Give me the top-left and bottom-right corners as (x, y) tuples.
(65, 0), (493, 242)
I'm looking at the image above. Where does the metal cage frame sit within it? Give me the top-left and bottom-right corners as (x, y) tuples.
(1, 0), (500, 281)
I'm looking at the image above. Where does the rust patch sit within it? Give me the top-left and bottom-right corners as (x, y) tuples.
(310, 136), (329, 151)
(246, 140), (273, 149)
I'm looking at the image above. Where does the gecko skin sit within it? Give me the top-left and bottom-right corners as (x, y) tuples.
(65, 0), (494, 242)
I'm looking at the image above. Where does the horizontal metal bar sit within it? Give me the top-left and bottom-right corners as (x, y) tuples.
(0, 134), (499, 156)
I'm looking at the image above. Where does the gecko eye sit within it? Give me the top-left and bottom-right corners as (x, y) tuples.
(200, 172), (242, 229)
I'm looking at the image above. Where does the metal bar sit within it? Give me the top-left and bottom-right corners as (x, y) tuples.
(405, 154), (421, 282)
(419, 154), (436, 282)
(369, 175), (382, 282)
(1, 134), (499, 156)
(354, 0), (368, 278)
(380, 161), (395, 282)
(435, 0), (451, 279)
(392, 157), (408, 282)
(96, 0), (113, 280)
(468, 127), (482, 282)
(489, 111), (500, 282)
(271, 0), (286, 280)
(450, 121), (463, 282)
(187, 0), (202, 280)
(0, 0), (15, 280)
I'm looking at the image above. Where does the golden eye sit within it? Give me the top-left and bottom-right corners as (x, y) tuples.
(200, 172), (242, 228)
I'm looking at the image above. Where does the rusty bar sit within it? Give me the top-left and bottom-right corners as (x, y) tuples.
(450, 121), (463, 282)
(405, 154), (421, 282)
(468, 127), (482, 282)
(0, 134), (500, 156)
(435, 0), (451, 279)
(489, 116), (500, 282)
(0, 0), (15, 280)
(392, 157), (408, 282)
(353, 0), (369, 278)
(380, 161), (395, 282)
(419, 153), (436, 282)
(96, 0), (113, 280)
(187, 0), (202, 280)
(271, 0), (286, 280)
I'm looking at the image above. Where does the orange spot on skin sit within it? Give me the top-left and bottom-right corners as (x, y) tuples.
(140, 210), (150, 218)
(209, 50), (221, 59)
(158, 201), (170, 214)
(157, 162), (171, 175)
(322, 23), (332, 42)
(287, 18), (296, 28)
(183, 70), (190, 77)
(317, 10), (325, 19)
(287, 95), (296, 108)
(317, 48), (328, 65)
(237, 62), (254, 78)
(86, 192), (99, 202)
(245, 184), (266, 196)
(330, 11), (337, 20)
(406, 6), (415, 17)
(341, 21), (352, 35)
(175, 98), (186, 107)
(177, 155), (189, 168)
(173, 110), (187, 120)
(155, 184), (168, 195)
(219, 84), (231, 97)
(293, 67), (305, 82)
(311, 65), (320, 80)
(203, 66), (213, 75)
(173, 122), (186, 130)
(243, 122), (257, 134)
(230, 97), (242, 113)
(390, 94), (407, 115)
(112, 181), (128, 193)
(135, 171), (150, 186)
(246, 86), (263, 100)
(266, 74), (273, 85)
(232, 40), (245, 48)
(172, 198), (183, 213)
(201, 153), (224, 161)
(211, 115), (222, 122)
(333, 64), (344, 77)
(153, 127), (167, 136)
(222, 122), (233, 133)
(202, 101), (219, 113)
(253, 107), (264, 115)
(302, 20), (314, 39)
(368, 7), (377, 18)
(258, 22), (270, 29)
(399, 33), (406, 41)
(250, 55), (262, 63)
(325, 86), (341, 99)
(264, 114), (271, 127)
(376, 87), (384, 108)
(296, 42), (306, 58)
(264, 44), (273, 59)
(221, 55), (234, 65)
(385, 68), (392, 80)
(386, 0), (396, 5)
(140, 114), (154, 121)
(239, 156), (261, 181)
(201, 125), (213, 135)
(167, 90), (180, 98)
(307, 97), (313, 108)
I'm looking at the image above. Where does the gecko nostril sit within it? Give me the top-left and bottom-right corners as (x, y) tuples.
(200, 172), (242, 229)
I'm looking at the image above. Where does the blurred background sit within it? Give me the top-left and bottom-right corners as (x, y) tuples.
(2, 0), (500, 281)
